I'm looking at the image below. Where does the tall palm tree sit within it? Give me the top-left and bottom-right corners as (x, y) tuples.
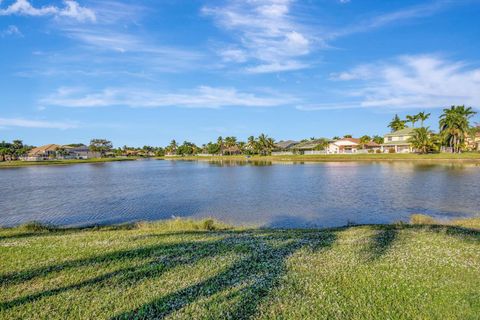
(417, 111), (431, 127)
(388, 114), (407, 132)
(406, 114), (419, 128)
(217, 136), (224, 155)
(439, 105), (477, 153)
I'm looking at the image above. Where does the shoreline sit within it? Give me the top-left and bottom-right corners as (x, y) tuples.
(161, 152), (480, 163)
(1, 153), (480, 168)
(0, 157), (138, 168)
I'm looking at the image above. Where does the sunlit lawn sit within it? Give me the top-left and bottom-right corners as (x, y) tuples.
(1, 219), (479, 319)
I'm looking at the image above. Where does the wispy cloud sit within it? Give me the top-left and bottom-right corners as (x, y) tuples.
(41, 86), (297, 109)
(0, 25), (22, 37)
(329, 1), (457, 39)
(0, 0), (96, 22)
(323, 55), (480, 110)
(202, 0), (315, 73)
(0, 117), (78, 129)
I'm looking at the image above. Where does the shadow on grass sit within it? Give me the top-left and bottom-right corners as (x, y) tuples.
(365, 226), (399, 261)
(0, 230), (337, 319)
(112, 230), (337, 319)
(2, 223), (479, 318)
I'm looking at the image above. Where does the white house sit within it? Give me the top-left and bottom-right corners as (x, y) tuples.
(326, 138), (380, 154)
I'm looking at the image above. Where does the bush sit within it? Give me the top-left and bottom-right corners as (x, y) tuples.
(18, 221), (56, 232)
(388, 148), (396, 154)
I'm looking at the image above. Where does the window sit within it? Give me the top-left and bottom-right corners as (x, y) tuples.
(388, 137), (393, 142)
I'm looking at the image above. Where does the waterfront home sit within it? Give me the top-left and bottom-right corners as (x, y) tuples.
(291, 139), (327, 155)
(24, 144), (61, 161)
(381, 128), (415, 153)
(326, 138), (380, 154)
(272, 140), (299, 155)
(466, 127), (480, 151)
(23, 144), (100, 161)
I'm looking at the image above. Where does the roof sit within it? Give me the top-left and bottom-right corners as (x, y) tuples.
(364, 141), (381, 147)
(275, 140), (299, 149)
(293, 139), (327, 150)
(28, 144), (61, 156)
(384, 128), (415, 137)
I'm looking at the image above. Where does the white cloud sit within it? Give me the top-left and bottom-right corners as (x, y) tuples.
(0, 0), (95, 22)
(329, 1), (455, 39)
(0, 25), (22, 37)
(41, 86), (297, 109)
(202, 0), (314, 73)
(330, 55), (480, 109)
(0, 117), (77, 129)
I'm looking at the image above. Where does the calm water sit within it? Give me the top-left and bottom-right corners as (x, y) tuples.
(0, 160), (479, 228)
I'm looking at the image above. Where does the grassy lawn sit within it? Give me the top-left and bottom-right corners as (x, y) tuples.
(0, 157), (137, 168)
(1, 218), (479, 319)
(163, 152), (480, 163)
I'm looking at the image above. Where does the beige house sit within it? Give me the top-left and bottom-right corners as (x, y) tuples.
(24, 144), (100, 161)
(381, 128), (415, 153)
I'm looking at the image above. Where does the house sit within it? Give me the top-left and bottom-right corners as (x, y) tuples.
(465, 127), (480, 151)
(272, 140), (299, 155)
(326, 138), (381, 154)
(381, 128), (415, 153)
(23, 144), (100, 161)
(291, 139), (328, 155)
(63, 145), (100, 159)
(24, 144), (62, 161)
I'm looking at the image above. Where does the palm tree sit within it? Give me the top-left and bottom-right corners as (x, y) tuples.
(388, 114), (407, 132)
(372, 135), (384, 144)
(417, 111), (431, 127)
(217, 136), (224, 155)
(406, 114), (419, 128)
(439, 105), (477, 153)
(257, 133), (275, 155)
(408, 127), (435, 154)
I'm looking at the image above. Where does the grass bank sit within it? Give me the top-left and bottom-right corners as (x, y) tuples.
(163, 152), (480, 163)
(1, 217), (479, 319)
(0, 157), (137, 168)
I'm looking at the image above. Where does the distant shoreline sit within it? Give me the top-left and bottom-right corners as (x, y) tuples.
(162, 153), (480, 163)
(2, 153), (480, 168)
(0, 157), (137, 168)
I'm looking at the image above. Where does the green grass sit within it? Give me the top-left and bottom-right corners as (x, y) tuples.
(0, 157), (137, 168)
(163, 152), (480, 163)
(1, 218), (479, 319)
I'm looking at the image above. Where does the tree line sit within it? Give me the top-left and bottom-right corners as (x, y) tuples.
(1, 105), (478, 161)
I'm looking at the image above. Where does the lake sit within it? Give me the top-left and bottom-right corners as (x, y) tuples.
(0, 159), (479, 228)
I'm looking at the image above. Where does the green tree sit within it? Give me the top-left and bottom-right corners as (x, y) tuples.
(217, 136), (224, 155)
(343, 134), (353, 138)
(406, 114), (420, 128)
(257, 133), (275, 156)
(408, 127), (435, 154)
(417, 111), (431, 127)
(388, 114), (407, 132)
(439, 105), (477, 153)
(372, 135), (384, 144)
(359, 135), (371, 144)
(89, 139), (113, 157)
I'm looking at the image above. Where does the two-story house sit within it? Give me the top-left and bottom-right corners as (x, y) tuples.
(381, 128), (415, 153)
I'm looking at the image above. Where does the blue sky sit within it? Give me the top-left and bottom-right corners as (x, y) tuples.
(1, 0), (479, 147)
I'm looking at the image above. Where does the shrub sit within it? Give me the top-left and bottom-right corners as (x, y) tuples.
(388, 148), (396, 154)
(18, 221), (56, 232)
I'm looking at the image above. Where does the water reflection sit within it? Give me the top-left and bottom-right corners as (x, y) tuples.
(0, 160), (479, 228)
